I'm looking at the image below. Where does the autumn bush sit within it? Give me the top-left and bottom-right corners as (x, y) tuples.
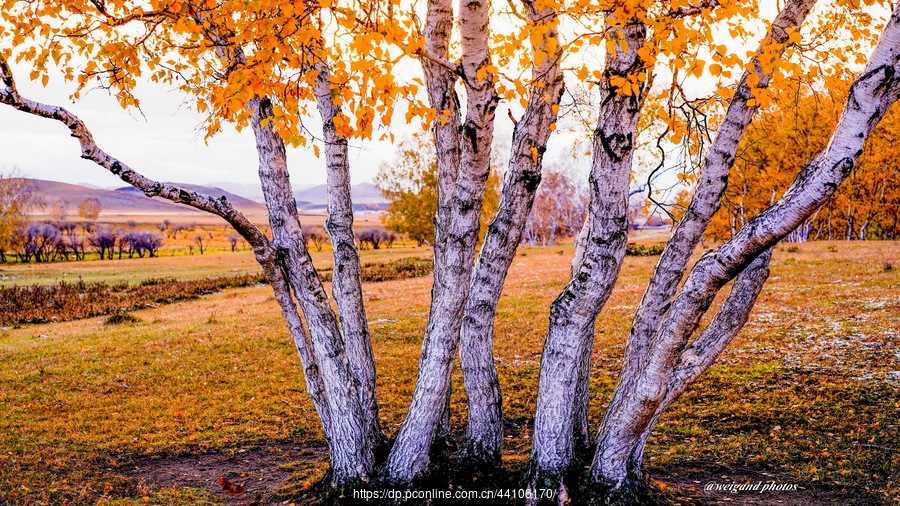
(359, 257), (432, 282)
(318, 257), (432, 283)
(0, 274), (266, 325)
(625, 243), (665, 256)
(1, 257), (433, 326)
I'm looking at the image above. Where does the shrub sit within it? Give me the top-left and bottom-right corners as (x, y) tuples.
(318, 257), (433, 283)
(104, 313), (141, 325)
(0, 273), (267, 326)
(625, 243), (664, 256)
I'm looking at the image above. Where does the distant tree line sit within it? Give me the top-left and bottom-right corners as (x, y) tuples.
(304, 226), (398, 251)
(375, 132), (501, 246)
(522, 169), (589, 247)
(376, 137), (588, 248)
(10, 222), (165, 262)
(708, 82), (900, 242)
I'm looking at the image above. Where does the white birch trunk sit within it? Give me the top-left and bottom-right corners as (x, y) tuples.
(530, 18), (650, 482)
(0, 58), (339, 473)
(249, 96), (374, 484)
(459, 0), (564, 466)
(313, 59), (384, 453)
(385, 0), (498, 482)
(625, 248), (772, 472)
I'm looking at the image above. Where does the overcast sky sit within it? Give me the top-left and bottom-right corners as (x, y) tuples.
(0, 61), (420, 190)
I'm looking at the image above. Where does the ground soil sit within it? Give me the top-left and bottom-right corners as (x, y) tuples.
(122, 443), (327, 505)
(123, 445), (884, 505)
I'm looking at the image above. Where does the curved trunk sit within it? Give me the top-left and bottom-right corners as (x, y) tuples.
(0, 60), (340, 476)
(609, 0), (818, 448)
(250, 96), (373, 484)
(313, 59), (385, 453)
(530, 18), (649, 481)
(592, 1), (900, 492)
(459, 0), (564, 466)
(622, 248), (772, 476)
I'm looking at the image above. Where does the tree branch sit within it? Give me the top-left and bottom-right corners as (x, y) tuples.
(622, 0), (818, 388)
(668, 0), (720, 18)
(0, 56), (259, 241)
(415, 47), (461, 76)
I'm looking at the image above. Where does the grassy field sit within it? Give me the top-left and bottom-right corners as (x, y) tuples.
(0, 240), (898, 504)
(0, 245), (426, 288)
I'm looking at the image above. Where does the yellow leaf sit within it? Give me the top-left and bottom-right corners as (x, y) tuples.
(530, 146), (539, 162)
(746, 73), (760, 89)
(578, 66), (588, 82)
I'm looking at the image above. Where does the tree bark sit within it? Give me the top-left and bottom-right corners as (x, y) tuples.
(530, 16), (650, 482)
(385, 0), (498, 482)
(459, 0), (564, 467)
(313, 58), (385, 454)
(616, 0), (818, 415)
(626, 248), (772, 473)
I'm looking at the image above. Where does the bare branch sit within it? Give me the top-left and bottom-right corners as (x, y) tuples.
(0, 56), (262, 245)
(668, 0), (720, 18)
(415, 47), (461, 76)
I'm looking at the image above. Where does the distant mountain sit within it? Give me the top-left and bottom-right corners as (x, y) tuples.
(24, 179), (266, 216)
(207, 181), (265, 203)
(295, 182), (388, 212)
(145, 182), (264, 211)
(25, 178), (385, 216)
(75, 182), (104, 190)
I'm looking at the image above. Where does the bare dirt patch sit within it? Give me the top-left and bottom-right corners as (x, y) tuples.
(122, 443), (327, 505)
(652, 463), (884, 505)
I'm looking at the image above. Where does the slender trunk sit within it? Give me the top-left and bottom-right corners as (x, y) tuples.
(250, 96), (373, 484)
(614, 0), (818, 426)
(590, 0), (816, 492)
(531, 17), (649, 481)
(591, 3), (900, 493)
(383, 0), (461, 481)
(386, 0), (497, 481)
(313, 59), (385, 454)
(459, 0), (564, 466)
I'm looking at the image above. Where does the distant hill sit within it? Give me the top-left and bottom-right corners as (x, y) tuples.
(24, 179), (267, 216)
(207, 181), (265, 203)
(24, 178), (386, 216)
(116, 183), (264, 211)
(294, 182), (388, 212)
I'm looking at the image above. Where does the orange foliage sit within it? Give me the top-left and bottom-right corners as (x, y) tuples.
(708, 81), (900, 241)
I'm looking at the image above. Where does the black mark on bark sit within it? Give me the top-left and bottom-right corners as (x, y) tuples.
(595, 128), (633, 163)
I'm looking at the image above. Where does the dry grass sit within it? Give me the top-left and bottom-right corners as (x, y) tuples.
(0, 244), (426, 288)
(0, 240), (898, 504)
